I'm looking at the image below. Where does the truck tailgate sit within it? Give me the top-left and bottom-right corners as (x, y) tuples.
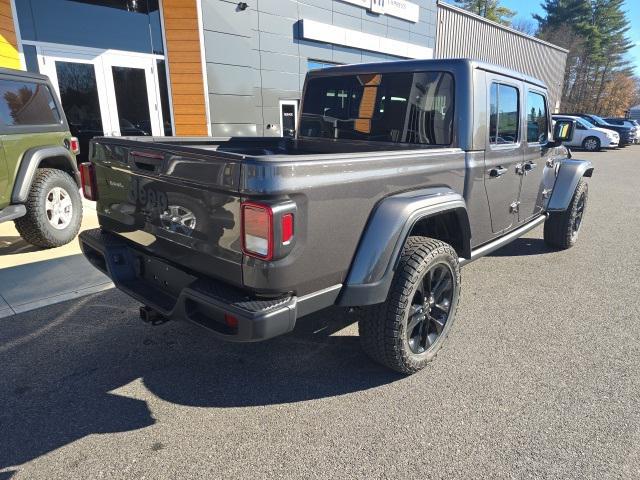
(90, 139), (244, 287)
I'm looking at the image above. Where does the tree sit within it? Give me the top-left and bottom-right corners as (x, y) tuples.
(453, 0), (515, 25)
(535, 0), (634, 113)
(510, 17), (537, 36)
(597, 73), (638, 116)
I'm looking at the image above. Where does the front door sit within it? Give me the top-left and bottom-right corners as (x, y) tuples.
(484, 77), (524, 233)
(38, 46), (164, 162)
(519, 88), (551, 221)
(102, 54), (162, 137)
(39, 49), (108, 162)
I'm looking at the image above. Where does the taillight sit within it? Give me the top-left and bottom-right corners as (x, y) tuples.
(281, 213), (294, 244)
(69, 137), (80, 155)
(241, 201), (296, 260)
(80, 162), (98, 201)
(242, 202), (273, 260)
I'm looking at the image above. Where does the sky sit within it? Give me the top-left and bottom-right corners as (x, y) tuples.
(500, 0), (640, 76)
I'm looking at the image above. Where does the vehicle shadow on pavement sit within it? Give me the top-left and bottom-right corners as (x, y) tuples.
(0, 236), (41, 255)
(0, 290), (402, 470)
(489, 237), (554, 257)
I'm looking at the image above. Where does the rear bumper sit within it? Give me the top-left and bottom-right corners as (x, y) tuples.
(79, 229), (340, 342)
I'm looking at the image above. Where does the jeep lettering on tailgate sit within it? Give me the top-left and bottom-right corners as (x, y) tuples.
(128, 177), (169, 214)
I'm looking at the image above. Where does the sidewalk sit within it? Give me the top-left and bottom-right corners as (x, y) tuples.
(0, 200), (113, 318)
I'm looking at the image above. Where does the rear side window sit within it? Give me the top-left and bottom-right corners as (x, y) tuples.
(489, 83), (519, 145)
(299, 71), (454, 146)
(526, 91), (548, 143)
(0, 79), (61, 127)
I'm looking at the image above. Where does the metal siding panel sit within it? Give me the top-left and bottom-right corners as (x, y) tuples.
(434, 3), (567, 109)
(332, 12), (362, 31)
(203, 30), (258, 66)
(211, 123), (258, 136)
(206, 63), (260, 95)
(209, 94), (260, 124)
(260, 51), (300, 73)
(201, 0), (255, 36)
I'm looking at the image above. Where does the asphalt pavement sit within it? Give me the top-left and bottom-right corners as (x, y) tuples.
(1, 147), (639, 479)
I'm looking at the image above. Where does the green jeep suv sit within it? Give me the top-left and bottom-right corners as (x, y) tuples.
(0, 67), (83, 248)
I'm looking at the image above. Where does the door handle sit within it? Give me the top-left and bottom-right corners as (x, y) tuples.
(489, 166), (508, 177)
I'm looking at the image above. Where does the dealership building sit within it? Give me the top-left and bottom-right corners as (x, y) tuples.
(0, 0), (567, 148)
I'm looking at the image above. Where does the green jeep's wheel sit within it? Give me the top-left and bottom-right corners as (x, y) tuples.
(14, 168), (83, 248)
(544, 178), (588, 250)
(357, 236), (461, 375)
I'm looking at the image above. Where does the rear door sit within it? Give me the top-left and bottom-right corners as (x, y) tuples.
(519, 88), (551, 221)
(483, 77), (524, 233)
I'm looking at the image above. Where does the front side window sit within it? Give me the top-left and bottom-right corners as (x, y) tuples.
(299, 71), (454, 146)
(0, 80), (61, 127)
(526, 91), (548, 143)
(489, 83), (519, 145)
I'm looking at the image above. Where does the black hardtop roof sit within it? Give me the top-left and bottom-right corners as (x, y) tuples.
(306, 58), (547, 90)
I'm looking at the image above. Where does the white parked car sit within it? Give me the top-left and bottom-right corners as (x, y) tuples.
(552, 115), (619, 151)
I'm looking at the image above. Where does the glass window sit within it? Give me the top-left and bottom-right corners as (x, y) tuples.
(23, 44), (39, 74)
(111, 66), (152, 136)
(0, 79), (61, 126)
(16, 0), (163, 55)
(55, 61), (103, 162)
(299, 71), (454, 146)
(526, 91), (547, 144)
(489, 83), (519, 145)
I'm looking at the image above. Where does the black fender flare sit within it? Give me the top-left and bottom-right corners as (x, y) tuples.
(337, 187), (470, 307)
(11, 146), (79, 204)
(546, 159), (594, 212)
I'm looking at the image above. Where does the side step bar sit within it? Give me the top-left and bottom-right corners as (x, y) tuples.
(0, 204), (26, 223)
(459, 214), (547, 266)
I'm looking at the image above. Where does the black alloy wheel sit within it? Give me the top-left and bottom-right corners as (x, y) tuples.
(407, 263), (454, 354)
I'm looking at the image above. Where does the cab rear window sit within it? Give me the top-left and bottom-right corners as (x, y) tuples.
(0, 79), (61, 127)
(299, 71), (454, 146)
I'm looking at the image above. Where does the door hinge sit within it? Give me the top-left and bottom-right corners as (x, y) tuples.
(510, 201), (520, 214)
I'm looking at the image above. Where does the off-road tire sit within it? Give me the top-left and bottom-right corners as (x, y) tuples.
(357, 236), (461, 375)
(14, 168), (83, 248)
(544, 178), (588, 250)
(582, 136), (601, 152)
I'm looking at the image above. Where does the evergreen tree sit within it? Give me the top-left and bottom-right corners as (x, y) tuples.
(535, 0), (634, 113)
(453, 0), (515, 25)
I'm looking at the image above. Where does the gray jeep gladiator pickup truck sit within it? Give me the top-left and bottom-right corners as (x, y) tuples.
(79, 59), (592, 374)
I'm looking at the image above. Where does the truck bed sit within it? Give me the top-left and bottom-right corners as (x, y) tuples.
(89, 135), (477, 299)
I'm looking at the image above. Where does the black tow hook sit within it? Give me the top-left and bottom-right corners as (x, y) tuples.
(139, 305), (169, 326)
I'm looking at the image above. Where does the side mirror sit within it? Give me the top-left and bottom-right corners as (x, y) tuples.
(551, 119), (575, 146)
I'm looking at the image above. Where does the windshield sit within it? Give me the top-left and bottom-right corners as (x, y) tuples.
(590, 114), (608, 124)
(299, 71), (454, 145)
(578, 118), (595, 128)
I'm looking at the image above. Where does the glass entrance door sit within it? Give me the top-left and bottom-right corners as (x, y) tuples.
(39, 50), (109, 162)
(38, 46), (165, 161)
(102, 53), (162, 137)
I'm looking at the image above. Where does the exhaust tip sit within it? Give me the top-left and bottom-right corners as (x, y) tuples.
(139, 306), (168, 326)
